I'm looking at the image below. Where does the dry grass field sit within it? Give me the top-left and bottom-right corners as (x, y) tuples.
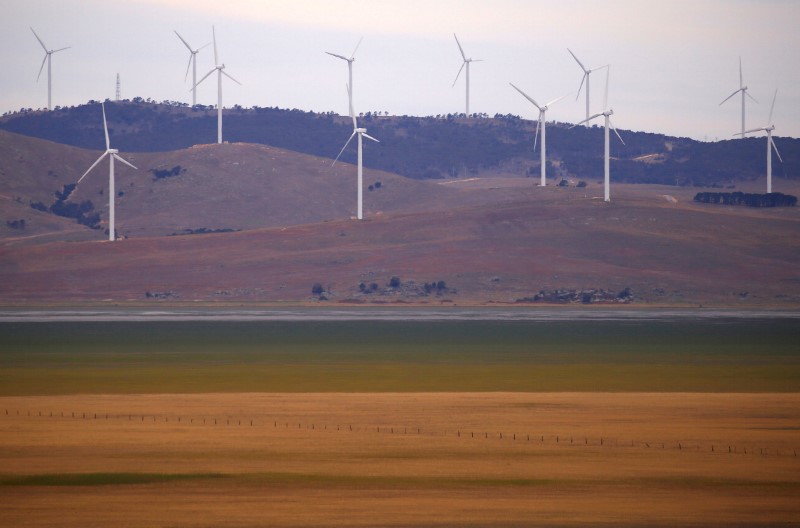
(1, 392), (799, 527)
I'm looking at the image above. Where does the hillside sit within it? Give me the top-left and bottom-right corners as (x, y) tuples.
(1, 119), (799, 307)
(2, 101), (798, 188)
(2, 183), (799, 306)
(1, 130), (487, 240)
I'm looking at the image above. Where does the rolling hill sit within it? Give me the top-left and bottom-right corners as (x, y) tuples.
(1, 126), (798, 307)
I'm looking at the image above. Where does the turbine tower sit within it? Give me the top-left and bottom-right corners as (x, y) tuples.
(744, 89), (782, 193)
(115, 73), (121, 101)
(175, 30), (209, 106)
(76, 103), (138, 241)
(452, 34), (483, 116)
(332, 84), (380, 220)
(572, 67), (624, 202)
(30, 28), (70, 111)
(567, 48), (607, 126)
(509, 83), (566, 187)
(326, 37), (363, 110)
(194, 26), (241, 144)
(720, 57), (757, 138)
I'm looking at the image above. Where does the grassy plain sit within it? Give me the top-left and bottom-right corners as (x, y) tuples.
(1, 318), (799, 526)
(1, 318), (799, 394)
(1, 393), (799, 527)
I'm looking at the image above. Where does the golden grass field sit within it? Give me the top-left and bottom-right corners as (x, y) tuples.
(2, 392), (799, 527)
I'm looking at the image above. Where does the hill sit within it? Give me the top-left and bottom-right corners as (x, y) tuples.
(2, 101), (798, 188)
(1, 119), (799, 307)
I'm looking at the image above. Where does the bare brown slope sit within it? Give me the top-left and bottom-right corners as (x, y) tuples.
(2, 183), (799, 305)
(1, 132), (467, 240)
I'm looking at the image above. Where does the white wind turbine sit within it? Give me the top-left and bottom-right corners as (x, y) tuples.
(30, 27), (70, 111)
(326, 37), (363, 109)
(332, 84), (380, 220)
(194, 26), (241, 144)
(509, 83), (566, 187)
(452, 34), (483, 116)
(744, 88), (782, 194)
(568, 48), (607, 126)
(572, 67), (624, 202)
(76, 103), (138, 242)
(720, 57), (757, 138)
(174, 30), (209, 106)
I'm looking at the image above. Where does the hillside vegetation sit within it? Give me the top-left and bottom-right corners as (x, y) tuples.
(2, 101), (798, 187)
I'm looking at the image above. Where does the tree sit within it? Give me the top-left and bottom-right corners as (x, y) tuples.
(311, 283), (324, 295)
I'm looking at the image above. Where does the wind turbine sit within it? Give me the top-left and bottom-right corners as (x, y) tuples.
(744, 88), (782, 193)
(509, 83), (566, 187)
(567, 48), (607, 126)
(571, 67), (624, 202)
(452, 34), (483, 116)
(76, 103), (138, 241)
(30, 28), (70, 111)
(332, 84), (379, 220)
(174, 30), (209, 106)
(326, 37), (363, 109)
(194, 26), (241, 144)
(720, 57), (757, 138)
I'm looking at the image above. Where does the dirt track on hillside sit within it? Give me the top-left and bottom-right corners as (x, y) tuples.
(2, 392), (798, 527)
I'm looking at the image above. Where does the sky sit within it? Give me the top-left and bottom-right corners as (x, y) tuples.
(2, 0), (799, 141)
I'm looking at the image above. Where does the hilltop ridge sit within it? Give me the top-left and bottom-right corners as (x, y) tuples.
(2, 101), (798, 187)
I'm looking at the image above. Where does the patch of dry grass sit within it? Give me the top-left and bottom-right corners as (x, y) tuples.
(1, 393), (798, 527)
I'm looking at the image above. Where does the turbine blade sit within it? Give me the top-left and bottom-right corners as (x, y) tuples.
(350, 36), (363, 59)
(184, 54), (193, 81)
(533, 114), (541, 152)
(768, 88), (777, 124)
(362, 132), (380, 143)
(222, 70), (242, 85)
(509, 82), (542, 110)
(739, 56), (743, 88)
(454, 33), (467, 61)
(719, 89), (740, 106)
(609, 118), (625, 145)
(603, 65), (610, 111)
(198, 42), (211, 51)
(771, 136), (783, 163)
(745, 90), (758, 104)
(575, 73), (587, 100)
(567, 48), (587, 73)
(326, 51), (349, 61)
(743, 127), (766, 134)
(52, 46), (70, 53)
(193, 69), (215, 89)
(212, 26), (218, 65)
(77, 153), (108, 183)
(113, 153), (138, 170)
(36, 54), (47, 82)
(572, 113), (603, 128)
(333, 131), (357, 165)
(30, 27), (47, 51)
(452, 61), (466, 87)
(174, 30), (193, 51)
(101, 103), (110, 151)
(544, 94), (568, 108)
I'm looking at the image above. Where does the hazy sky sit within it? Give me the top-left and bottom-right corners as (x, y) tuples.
(3, 0), (799, 141)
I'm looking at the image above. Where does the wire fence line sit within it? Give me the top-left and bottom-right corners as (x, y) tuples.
(3, 407), (798, 459)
